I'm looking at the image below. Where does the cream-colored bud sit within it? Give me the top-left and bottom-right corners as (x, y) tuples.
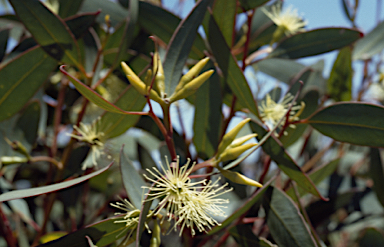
(218, 167), (263, 188)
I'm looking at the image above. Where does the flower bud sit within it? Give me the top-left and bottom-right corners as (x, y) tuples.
(175, 57), (210, 92)
(121, 62), (163, 103)
(169, 70), (214, 103)
(1, 156), (28, 167)
(218, 143), (257, 162)
(218, 167), (263, 187)
(150, 220), (161, 247)
(229, 134), (258, 148)
(216, 118), (251, 157)
(153, 52), (166, 98)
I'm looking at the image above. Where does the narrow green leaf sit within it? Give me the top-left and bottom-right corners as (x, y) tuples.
(15, 101), (40, 145)
(307, 102), (384, 147)
(0, 47), (57, 122)
(249, 121), (324, 199)
(208, 179), (272, 235)
(80, 0), (128, 26)
(327, 47), (352, 101)
(353, 20), (384, 60)
(99, 86), (146, 139)
(369, 148), (384, 207)
(0, 162), (113, 202)
(269, 28), (363, 59)
(119, 147), (147, 209)
(163, 0), (212, 96)
(58, 0), (84, 18)
(254, 58), (306, 84)
(262, 187), (317, 247)
(208, 15), (259, 116)
(359, 228), (384, 247)
(229, 224), (275, 247)
(9, 0), (80, 66)
(65, 11), (100, 40)
(0, 28), (9, 62)
(193, 62), (222, 159)
(138, 1), (205, 60)
(60, 66), (145, 116)
(238, 0), (270, 12)
(212, 0), (236, 46)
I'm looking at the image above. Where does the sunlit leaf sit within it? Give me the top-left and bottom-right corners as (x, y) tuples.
(353, 20), (384, 60)
(0, 47), (57, 122)
(208, 15), (259, 116)
(327, 46), (352, 101)
(212, 0), (236, 46)
(269, 28), (363, 59)
(163, 0), (212, 96)
(262, 187), (317, 247)
(9, 0), (80, 66)
(307, 103), (384, 147)
(0, 163), (113, 202)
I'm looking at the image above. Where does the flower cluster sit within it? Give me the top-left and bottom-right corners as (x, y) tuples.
(259, 93), (304, 135)
(143, 156), (231, 236)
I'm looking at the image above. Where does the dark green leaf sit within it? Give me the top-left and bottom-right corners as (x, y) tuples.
(307, 103), (384, 147)
(0, 47), (57, 122)
(0, 28), (9, 62)
(163, 0), (212, 96)
(208, 15), (259, 116)
(239, 0), (270, 12)
(58, 0), (84, 18)
(229, 224), (274, 247)
(262, 187), (317, 247)
(327, 46), (352, 101)
(15, 101), (40, 145)
(212, 0), (236, 46)
(9, 0), (80, 66)
(369, 148), (384, 207)
(269, 28), (363, 59)
(359, 228), (384, 247)
(0, 162), (113, 202)
(81, 0), (128, 26)
(100, 85), (146, 139)
(65, 11), (100, 40)
(249, 121), (324, 199)
(353, 20), (384, 60)
(254, 58), (306, 84)
(193, 62), (222, 159)
(208, 179), (272, 235)
(119, 147), (147, 209)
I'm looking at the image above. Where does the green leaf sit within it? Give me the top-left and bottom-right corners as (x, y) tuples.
(254, 58), (306, 84)
(81, 0), (128, 27)
(369, 148), (384, 207)
(307, 102), (384, 147)
(229, 224), (275, 247)
(163, 0), (212, 96)
(193, 62), (222, 159)
(0, 162), (113, 202)
(0, 28), (9, 62)
(65, 11), (100, 40)
(138, 1), (205, 60)
(208, 179), (273, 235)
(119, 147), (147, 209)
(208, 15), (259, 116)
(99, 86), (146, 139)
(327, 46), (352, 101)
(269, 28), (363, 59)
(238, 0), (270, 12)
(15, 101), (40, 145)
(262, 187), (317, 247)
(359, 228), (384, 247)
(60, 66), (145, 116)
(0, 47), (57, 122)
(9, 0), (80, 66)
(212, 0), (236, 46)
(58, 0), (84, 18)
(353, 20), (384, 60)
(249, 121), (324, 199)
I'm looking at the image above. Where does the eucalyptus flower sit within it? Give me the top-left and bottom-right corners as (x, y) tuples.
(143, 156), (231, 235)
(67, 118), (106, 169)
(259, 93), (304, 134)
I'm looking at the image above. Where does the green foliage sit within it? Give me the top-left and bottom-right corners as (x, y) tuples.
(1, 0), (384, 247)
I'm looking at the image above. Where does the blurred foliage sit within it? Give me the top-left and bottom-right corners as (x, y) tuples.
(0, 0), (384, 246)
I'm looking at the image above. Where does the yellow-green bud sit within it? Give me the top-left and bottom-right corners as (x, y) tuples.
(153, 52), (165, 98)
(229, 134), (258, 148)
(150, 220), (161, 247)
(218, 167), (263, 187)
(121, 62), (163, 103)
(144, 69), (153, 86)
(218, 143), (257, 162)
(217, 118), (251, 157)
(169, 70), (214, 103)
(175, 57), (210, 92)
(0, 156), (28, 166)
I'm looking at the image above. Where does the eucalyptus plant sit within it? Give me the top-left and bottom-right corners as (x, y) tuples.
(1, 0), (384, 246)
